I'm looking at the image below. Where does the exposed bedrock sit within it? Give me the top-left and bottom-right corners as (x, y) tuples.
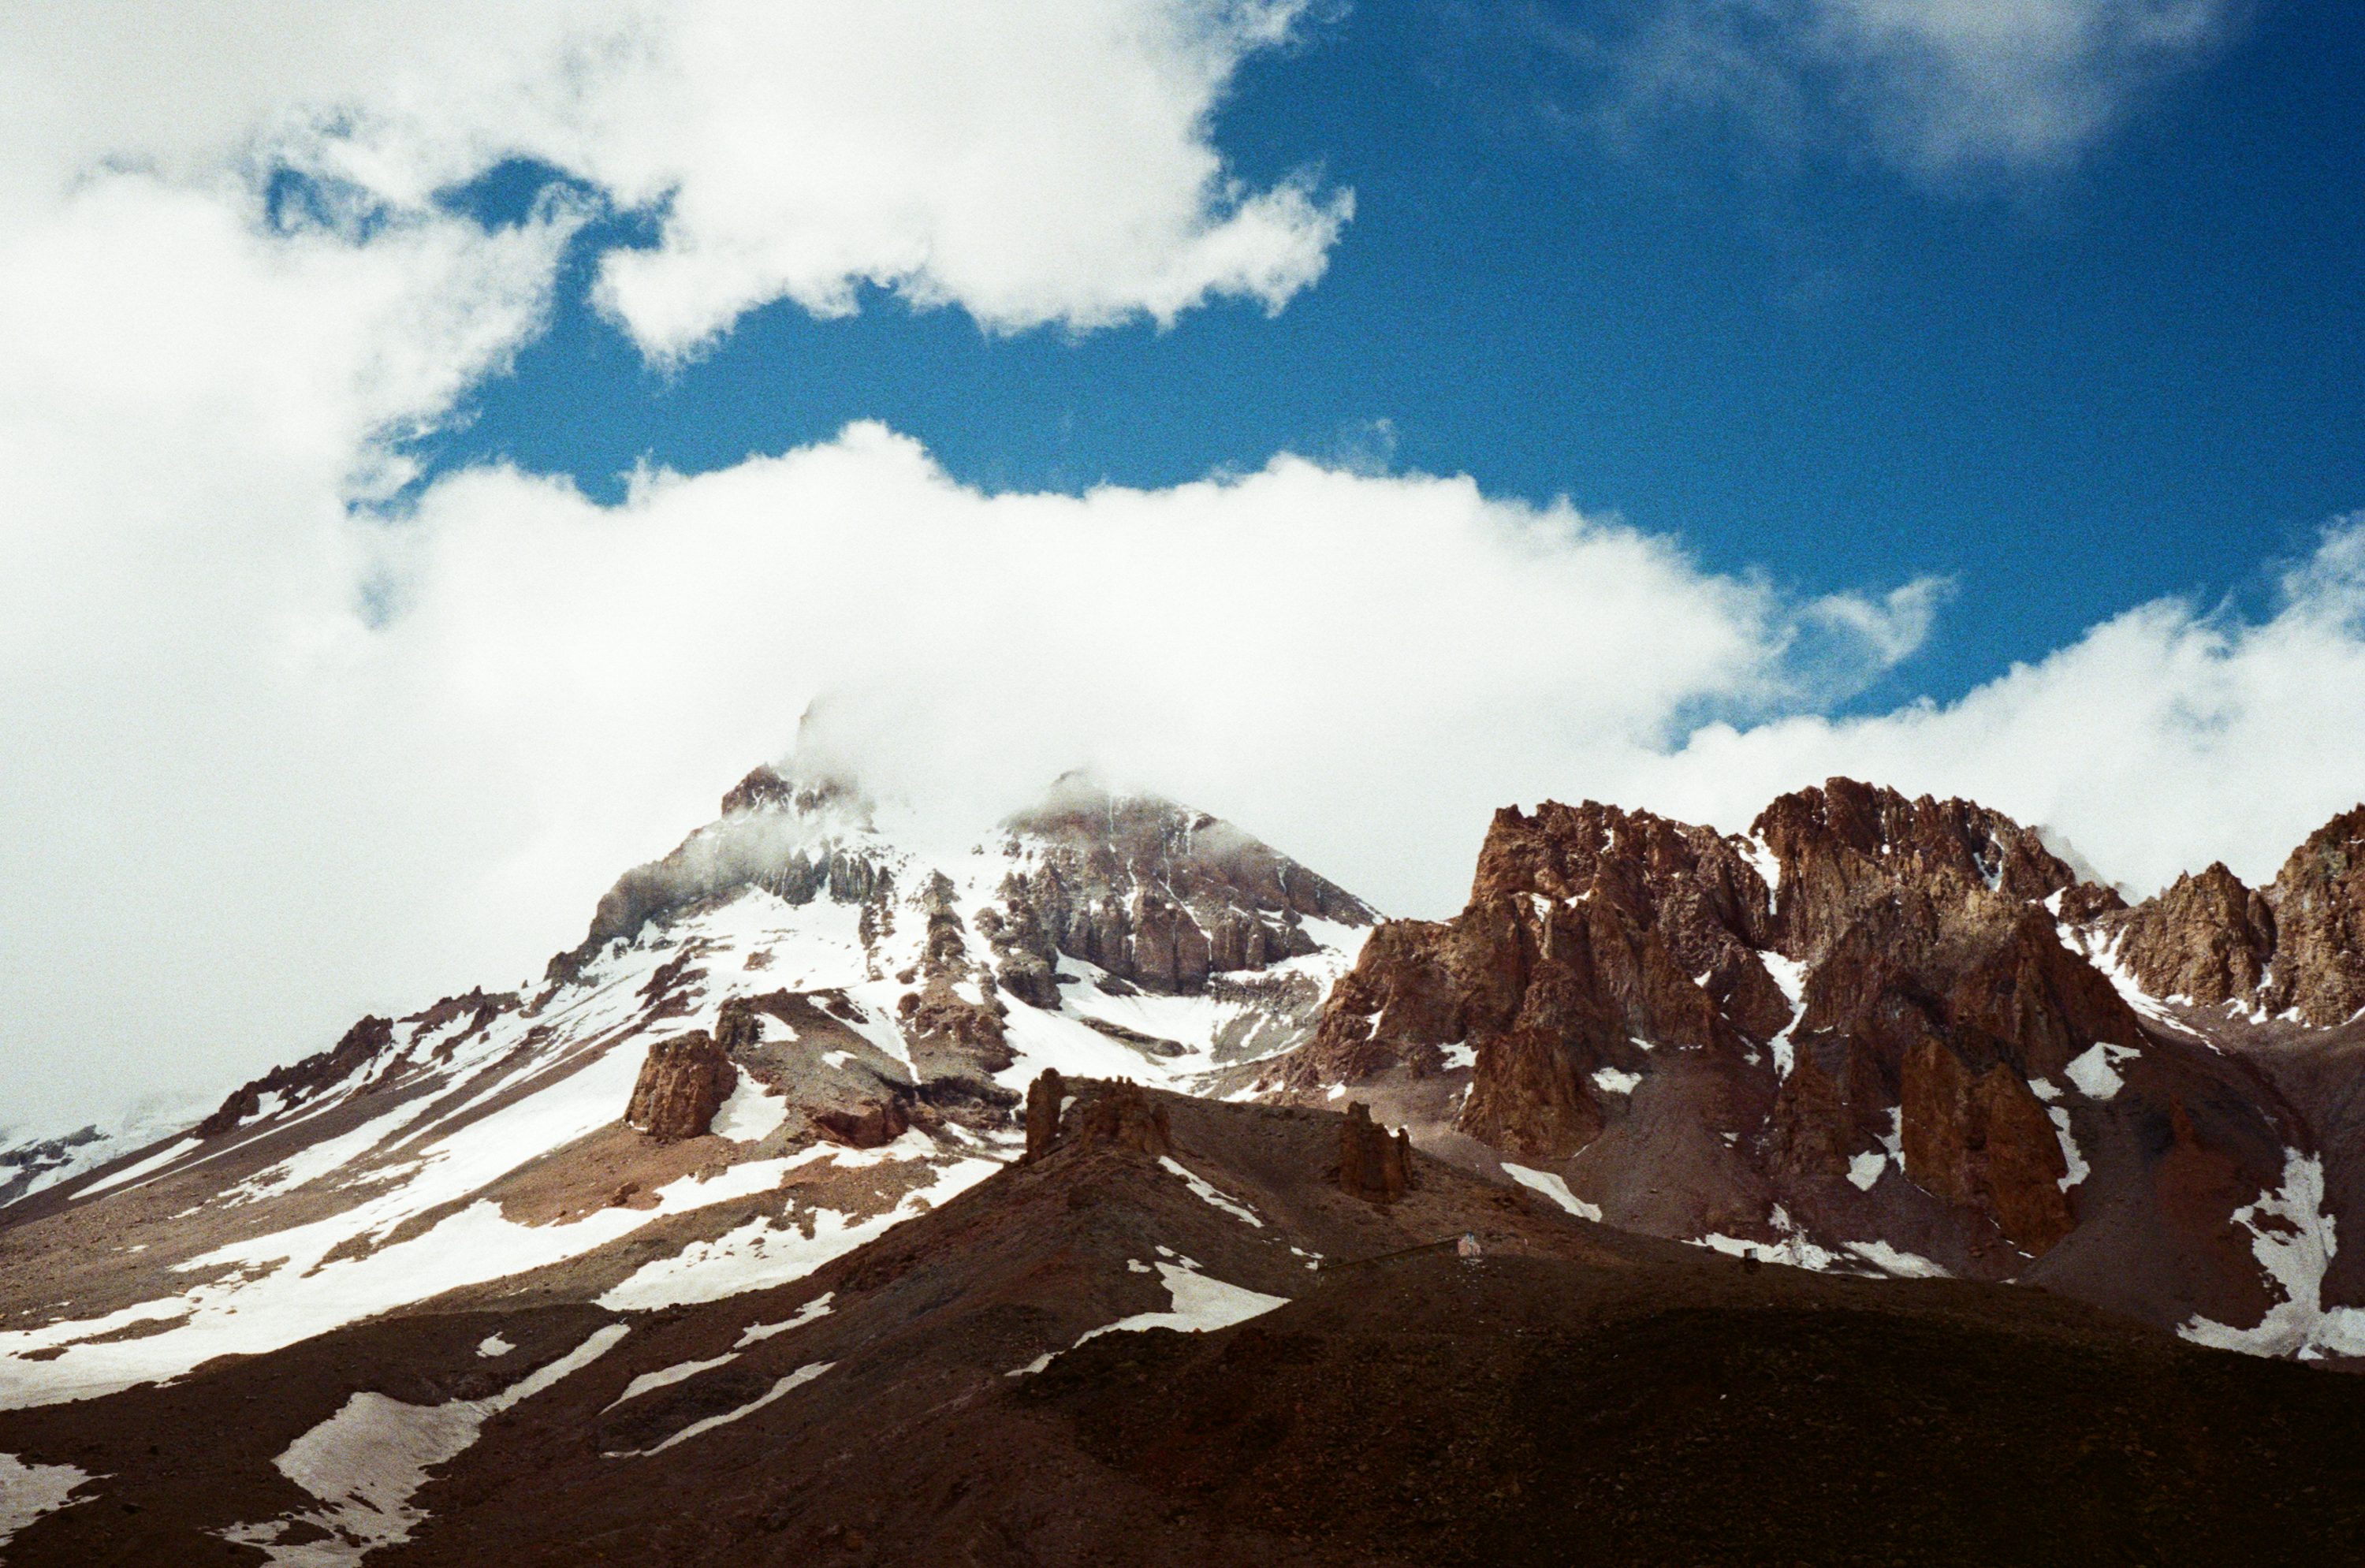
(985, 780), (1374, 997)
(2101, 803), (2365, 1025)
(624, 1030), (738, 1142)
(1338, 1102), (1413, 1204)
(1283, 779), (2183, 1261)
(1020, 1072), (1173, 1162)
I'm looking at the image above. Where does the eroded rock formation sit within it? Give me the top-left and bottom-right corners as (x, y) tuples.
(2103, 804), (2365, 1026)
(624, 1030), (738, 1141)
(1282, 780), (2177, 1263)
(1022, 1073), (1173, 1162)
(1023, 1069), (1066, 1162)
(1338, 1102), (1412, 1204)
(1074, 1082), (1173, 1158)
(985, 779), (1374, 998)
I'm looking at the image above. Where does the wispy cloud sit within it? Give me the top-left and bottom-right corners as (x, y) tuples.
(1525, 0), (2242, 174)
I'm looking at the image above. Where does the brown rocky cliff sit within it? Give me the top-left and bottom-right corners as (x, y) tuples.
(1899, 1037), (2073, 1253)
(2263, 806), (2365, 1024)
(624, 1030), (738, 1141)
(1775, 890), (2141, 1250)
(1752, 779), (2080, 965)
(2083, 803), (2365, 1024)
(1279, 919), (1467, 1090)
(2111, 863), (2276, 1006)
(1286, 777), (2169, 1261)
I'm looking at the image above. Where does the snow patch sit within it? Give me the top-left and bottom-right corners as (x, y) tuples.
(606, 1362), (834, 1458)
(0, 1452), (99, 1544)
(474, 1335), (512, 1359)
(1846, 1151), (1886, 1192)
(2048, 1107), (2090, 1191)
(1008, 1260), (1287, 1376)
(598, 1155), (1000, 1310)
(1501, 1163), (1602, 1222)
(603, 1354), (737, 1411)
(710, 1076), (790, 1143)
(1760, 952), (1806, 1080)
(1591, 1067), (1641, 1096)
(2178, 1150), (2365, 1360)
(1741, 834), (1782, 897)
(2063, 1041), (2140, 1101)
(734, 1293), (835, 1347)
(1157, 1156), (1263, 1227)
(73, 1138), (201, 1201)
(225, 1323), (627, 1562)
(1843, 1241), (1950, 1279)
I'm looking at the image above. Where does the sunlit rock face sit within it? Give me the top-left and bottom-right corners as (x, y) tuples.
(1261, 777), (2365, 1358)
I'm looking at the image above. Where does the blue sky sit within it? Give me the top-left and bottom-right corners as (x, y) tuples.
(423, 0), (2364, 711)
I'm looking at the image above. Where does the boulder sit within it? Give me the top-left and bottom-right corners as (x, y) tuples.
(624, 1030), (737, 1141)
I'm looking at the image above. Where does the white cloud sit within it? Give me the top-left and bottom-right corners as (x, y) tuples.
(0, 0), (1352, 1132)
(1581, 0), (2239, 171)
(377, 426), (1921, 922)
(0, 0), (1350, 351)
(0, 0), (2355, 1157)
(1631, 516), (2365, 895)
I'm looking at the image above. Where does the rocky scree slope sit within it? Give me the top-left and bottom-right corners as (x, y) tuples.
(1257, 777), (2365, 1361)
(5, 1081), (2362, 1567)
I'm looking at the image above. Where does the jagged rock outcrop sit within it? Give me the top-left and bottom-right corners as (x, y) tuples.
(195, 1015), (397, 1138)
(1280, 779), (2179, 1267)
(1074, 1082), (1173, 1157)
(986, 779), (1374, 997)
(1285, 799), (1789, 1158)
(1022, 1075), (1172, 1161)
(2112, 863), (2277, 1006)
(1752, 779), (2087, 964)
(2095, 803), (2365, 1026)
(2262, 806), (2365, 1024)
(624, 1030), (738, 1141)
(1338, 1102), (1412, 1204)
(1023, 1069), (1066, 1162)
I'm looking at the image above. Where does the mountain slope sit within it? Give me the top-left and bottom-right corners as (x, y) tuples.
(3, 1082), (2360, 1566)
(0, 769), (1372, 1413)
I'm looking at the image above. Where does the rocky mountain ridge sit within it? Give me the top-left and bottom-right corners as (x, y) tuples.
(1257, 777), (2365, 1360)
(9, 764), (2365, 1562)
(0, 766), (1371, 1424)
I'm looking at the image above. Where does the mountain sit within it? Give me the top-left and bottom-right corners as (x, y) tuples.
(6, 767), (2365, 1563)
(1253, 777), (2365, 1359)
(0, 766), (1370, 1417)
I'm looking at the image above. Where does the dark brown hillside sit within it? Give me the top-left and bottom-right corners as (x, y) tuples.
(7, 1087), (2360, 1568)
